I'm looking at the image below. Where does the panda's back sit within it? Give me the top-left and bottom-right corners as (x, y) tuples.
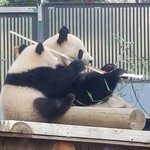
(0, 84), (46, 122)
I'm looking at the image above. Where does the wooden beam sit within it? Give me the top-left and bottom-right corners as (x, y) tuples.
(0, 120), (150, 147)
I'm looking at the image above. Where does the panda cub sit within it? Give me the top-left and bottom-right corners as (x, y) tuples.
(0, 43), (85, 122)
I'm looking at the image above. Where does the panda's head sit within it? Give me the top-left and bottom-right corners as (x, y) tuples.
(43, 26), (93, 65)
(9, 43), (58, 73)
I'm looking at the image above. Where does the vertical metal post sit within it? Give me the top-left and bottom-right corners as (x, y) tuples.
(37, 0), (44, 42)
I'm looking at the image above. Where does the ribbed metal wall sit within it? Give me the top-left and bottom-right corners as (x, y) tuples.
(0, 4), (150, 90)
(0, 11), (37, 89)
(44, 3), (150, 80)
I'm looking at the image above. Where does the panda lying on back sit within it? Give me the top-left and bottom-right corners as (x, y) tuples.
(0, 43), (85, 122)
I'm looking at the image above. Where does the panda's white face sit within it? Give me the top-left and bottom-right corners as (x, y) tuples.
(66, 34), (93, 65)
(43, 33), (93, 66)
(9, 44), (58, 73)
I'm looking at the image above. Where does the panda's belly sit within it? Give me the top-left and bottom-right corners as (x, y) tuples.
(0, 85), (48, 122)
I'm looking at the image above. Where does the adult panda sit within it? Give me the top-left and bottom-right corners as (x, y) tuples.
(14, 27), (129, 108)
(0, 43), (85, 122)
(43, 26), (129, 107)
(43, 26), (93, 66)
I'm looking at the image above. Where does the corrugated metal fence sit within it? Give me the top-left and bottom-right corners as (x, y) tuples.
(0, 3), (150, 90)
(43, 3), (150, 79)
(0, 7), (37, 89)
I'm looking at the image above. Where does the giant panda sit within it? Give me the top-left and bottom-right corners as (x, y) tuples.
(14, 27), (129, 108)
(43, 26), (93, 66)
(43, 26), (129, 107)
(0, 43), (85, 122)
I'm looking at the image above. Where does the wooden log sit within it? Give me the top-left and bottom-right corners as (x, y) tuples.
(53, 107), (146, 130)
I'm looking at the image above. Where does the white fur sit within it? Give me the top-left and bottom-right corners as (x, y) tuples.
(0, 44), (58, 122)
(9, 44), (58, 73)
(1, 85), (46, 122)
(44, 33), (130, 109)
(43, 34), (93, 65)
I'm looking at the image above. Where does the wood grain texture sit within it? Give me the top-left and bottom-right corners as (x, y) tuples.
(54, 107), (146, 130)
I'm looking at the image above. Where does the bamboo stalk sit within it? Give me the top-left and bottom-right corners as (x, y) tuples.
(10, 30), (105, 74)
(9, 30), (143, 78)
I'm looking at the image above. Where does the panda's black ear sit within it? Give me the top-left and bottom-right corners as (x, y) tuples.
(18, 44), (27, 54)
(62, 26), (69, 33)
(36, 43), (44, 55)
(57, 26), (70, 45)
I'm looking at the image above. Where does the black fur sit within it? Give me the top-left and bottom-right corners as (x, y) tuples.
(17, 43), (44, 55)
(78, 49), (83, 59)
(143, 119), (150, 131)
(101, 63), (116, 72)
(61, 26), (69, 33)
(5, 60), (85, 98)
(36, 43), (44, 55)
(34, 93), (75, 121)
(57, 26), (70, 45)
(18, 44), (27, 54)
(72, 68), (126, 106)
(5, 60), (85, 121)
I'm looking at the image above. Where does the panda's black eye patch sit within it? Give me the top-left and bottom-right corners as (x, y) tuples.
(78, 49), (83, 59)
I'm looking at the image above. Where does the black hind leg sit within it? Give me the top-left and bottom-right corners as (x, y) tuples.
(33, 93), (75, 121)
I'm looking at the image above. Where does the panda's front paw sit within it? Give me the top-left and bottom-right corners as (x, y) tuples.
(70, 60), (86, 73)
(113, 68), (127, 78)
(101, 63), (116, 72)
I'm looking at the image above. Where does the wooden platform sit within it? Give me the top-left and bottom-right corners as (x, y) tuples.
(0, 120), (150, 150)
